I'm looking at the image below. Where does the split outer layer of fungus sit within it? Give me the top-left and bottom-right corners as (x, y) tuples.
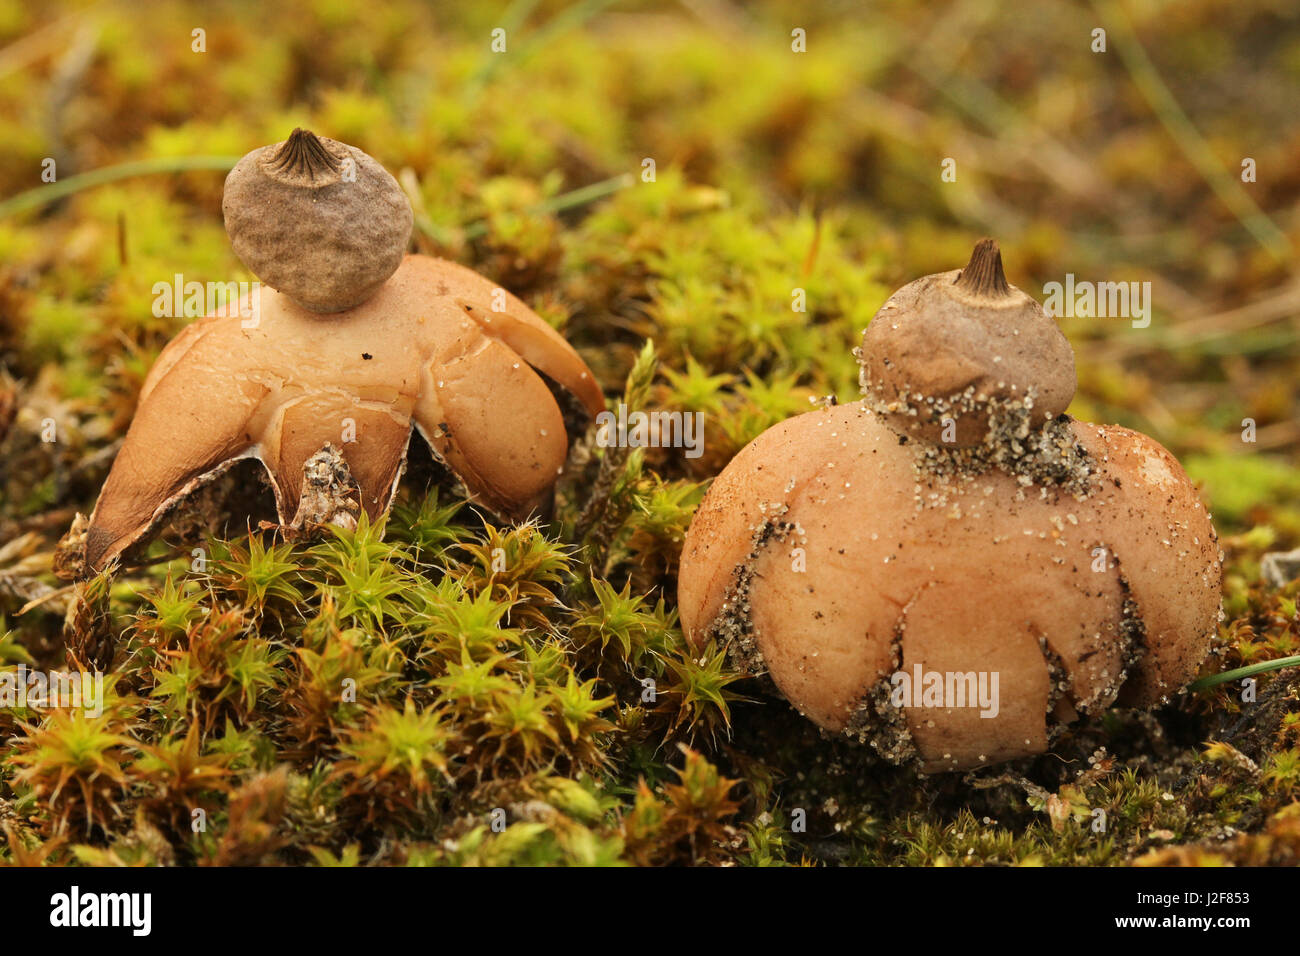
(79, 130), (604, 572)
(678, 239), (1222, 773)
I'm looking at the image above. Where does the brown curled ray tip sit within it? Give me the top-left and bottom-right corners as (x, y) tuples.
(80, 133), (605, 575)
(678, 239), (1221, 773)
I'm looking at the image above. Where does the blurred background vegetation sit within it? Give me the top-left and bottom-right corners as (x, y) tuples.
(0, 0), (1297, 866)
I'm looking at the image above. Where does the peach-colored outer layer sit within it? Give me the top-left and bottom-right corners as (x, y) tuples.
(678, 401), (1220, 772)
(85, 255), (604, 571)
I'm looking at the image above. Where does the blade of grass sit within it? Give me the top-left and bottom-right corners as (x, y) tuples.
(466, 0), (623, 99)
(1092, 0), (1292, 264)
(903, 0), (1116, 206)
(0, 156), (241, 218)
(1189, 655), (1300, 692)
(465, 0), (545, 93)
(3, 158), (632, 245)
(433, 171), (634, 242)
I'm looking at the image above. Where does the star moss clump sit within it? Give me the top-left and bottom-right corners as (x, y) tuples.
(2, 453), (753, 863)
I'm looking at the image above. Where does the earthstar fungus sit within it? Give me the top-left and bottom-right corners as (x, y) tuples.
(678, 240), (1221, 772)
(82, 131), (604, 572)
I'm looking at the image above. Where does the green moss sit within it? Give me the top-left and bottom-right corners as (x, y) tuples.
(1185, 454), (1300, 531)
(0, 0), (1297, 868)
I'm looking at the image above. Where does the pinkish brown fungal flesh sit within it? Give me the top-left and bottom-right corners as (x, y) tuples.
(678, 240), (1220, 773)
(858, 238), (1076, 447)
(84, 254), (604, 572)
